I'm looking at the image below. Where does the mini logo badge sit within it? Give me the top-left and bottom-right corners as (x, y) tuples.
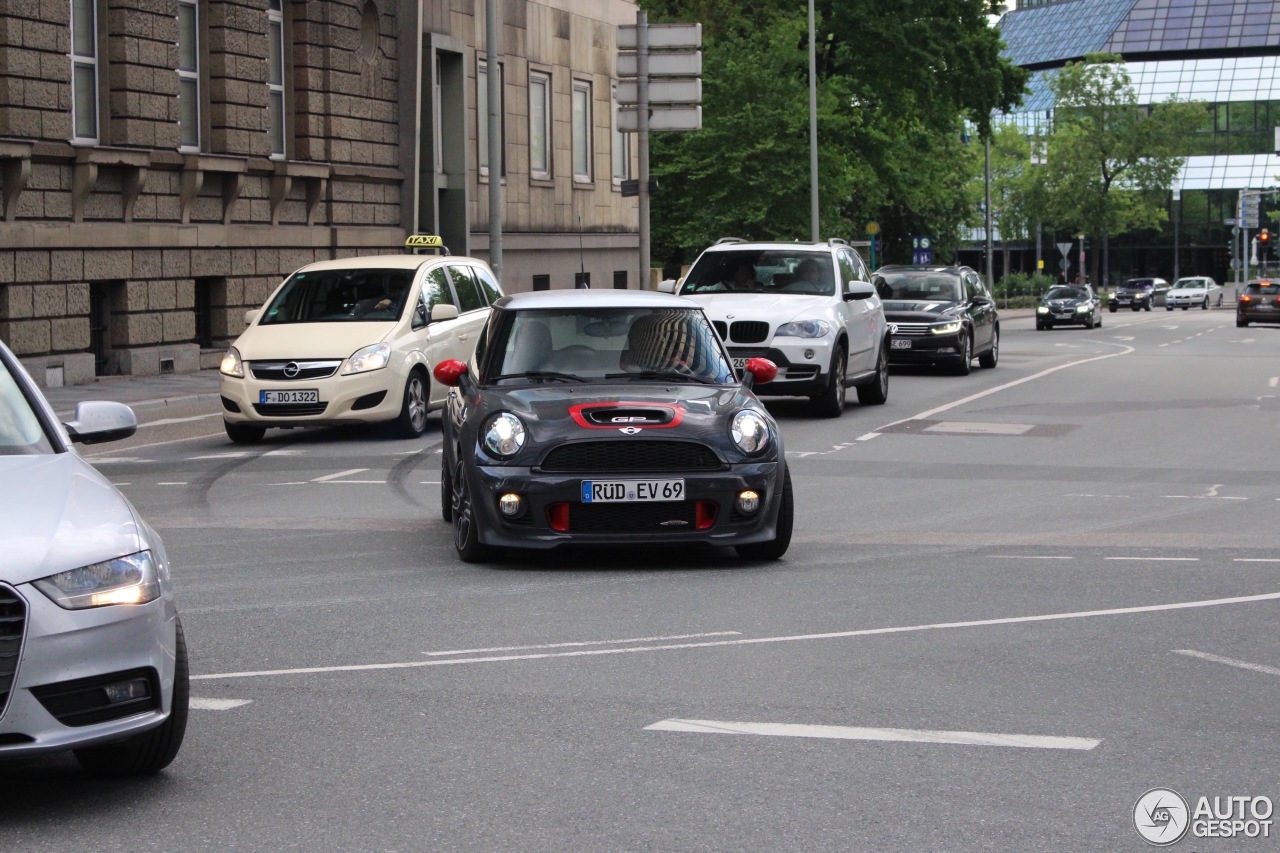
(619, 426), (642, 435)
(1134, 788), (1191, 846)
(282, 362), (300, 378)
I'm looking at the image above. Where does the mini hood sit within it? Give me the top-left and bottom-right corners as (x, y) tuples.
(0, 454), (141, 586)
(232, 322), (396, 362)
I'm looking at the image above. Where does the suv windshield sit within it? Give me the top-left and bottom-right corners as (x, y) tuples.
(680, 249), (835, 296)
(488, 307), (735, 385)
(873, 270), (962, 302)
(0, 356), (53, 455)
(1046, 287), (1086, 300)
(260, 268), (415, 324)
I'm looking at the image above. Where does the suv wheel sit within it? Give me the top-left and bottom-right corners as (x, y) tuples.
(810, 345), (847, 418)
(855, 342), (889, 405)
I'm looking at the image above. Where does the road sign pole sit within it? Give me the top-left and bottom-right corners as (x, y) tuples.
(807, 0), (819, 242)
(637, 10), (650, 289)
(984, 135), (993, 288)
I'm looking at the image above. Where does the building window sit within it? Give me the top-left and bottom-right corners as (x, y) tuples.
(267, 0), (285, 159)
(70, 0), (98, 143)
(611, 83), (629, 183)
(572, 79), (592, 183)
(177, 0), (200, 150)
(477, 58), (505, 178)
(532, 274), (550, 291)
(529, 70), (551, 180)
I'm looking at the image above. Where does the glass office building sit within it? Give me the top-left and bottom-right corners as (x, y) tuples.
(981, 0), (1280, 286)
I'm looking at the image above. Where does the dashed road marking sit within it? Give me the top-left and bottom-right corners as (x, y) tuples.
(138, 413), (221, 429)
(1174, 650), (1280, 679)
(991, 555), (1074, 560)
(855, 432), (880, 441)
(1065, 494), (1130, 498)
(645, 718), (1100, 751)
(1104, 556), (1199, 562)
(156, 481), (188, 486)
(1234, 558), (1280, 563)
(312, 468), (369, 482)
(190, 698), (253, 710)
(424, 631), (742, 657)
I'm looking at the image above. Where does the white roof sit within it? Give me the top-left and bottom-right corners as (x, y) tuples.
(496, 289), (696, 310)
(295, 253), (475, 273)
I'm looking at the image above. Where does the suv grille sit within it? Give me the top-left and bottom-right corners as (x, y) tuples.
(570, 501), (697, 534)
(712, 321), (728, 339)
(0, 585), (26, 720)
(540, 441), (722, 472)
(729, 321), (770, 343)
(250, 360), (342, 381)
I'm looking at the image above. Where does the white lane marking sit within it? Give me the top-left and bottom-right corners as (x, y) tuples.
(1162, 325), (1180, 330)
(1104, 556), (1199, 562)
(82, 431), (227, 456)
(991, 555), (1074, 560)
(187, 452), (248, 460)
(923, 422), (1034, 435)
(1174, 650), (1280, 679)
(1234, 558), (1280, 563)
(190, 698), (253, 711)
(111, 482), (132, 486)
(644, 719), (1100, 751)
(137, 413), (221, 429)
(156, 481), (188, 486)
(855, 432), (880, 441)
(1165, 495), (1246, 501)
(1270, 377), (1279, 388)
(263, 449), (302, 456)
(323, 480), (386, 484)
(86, 457), (151, 464)
(1065, 494), (1130, 498)
(312, 468), (369, 482)
(1053, 343), (1082, 348)
(1112, 336), (1135, 341)
(419, 480), (441, 485)
(1158, 343), (1168, 347)
(268, 481), (307, 486)
(190, 590), (1280, 682)
(398, 449), (424, 455)
(424, 631), (743, 657)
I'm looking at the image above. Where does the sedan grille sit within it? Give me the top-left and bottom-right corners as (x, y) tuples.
(252, 402), (328, 417)
(890, 323), (931, 337)
(540, 441), (723, 473)
(0, 585), (26, 721)
(729, 321), (770, 343)
(570, 501), (697, 534)
(250, 360), (342, 381)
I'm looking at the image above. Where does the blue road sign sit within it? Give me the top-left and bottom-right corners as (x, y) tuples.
(912, 235), (933, 265)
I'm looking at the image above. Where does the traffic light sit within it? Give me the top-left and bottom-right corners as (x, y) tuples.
(1262, 229), (1271, 245)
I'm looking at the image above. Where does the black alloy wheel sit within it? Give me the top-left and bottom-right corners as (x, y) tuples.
(811, 345), (847, 418)
(856, 342), (889, 405)
(978, 326), (999, 369)
(735, 467), (794, 561)
(452, 457), (490, 562)
(952, 330), (972, 376)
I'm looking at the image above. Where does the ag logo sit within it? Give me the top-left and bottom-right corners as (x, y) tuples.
(618, 426), (643, 435)
(1134, 788), (1190, 846)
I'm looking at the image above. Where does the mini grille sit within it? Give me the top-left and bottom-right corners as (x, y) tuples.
(250, 360), (341, 381)
(252, 402), (328, 417)
(570, 501), (697, 534)
(712, 321), (728, 339)
(540, 441), (722, 473)
(730, 321), (770, 343)
(891, 323), (931, 337)
(0, 585), (26, 721)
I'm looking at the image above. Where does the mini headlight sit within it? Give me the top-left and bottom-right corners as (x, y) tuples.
(731, 410), (770, 455)
(33, 551), (160, 610)
(931, 321), (962, 334)
(1036, 306), (1049, 314)
(484, 412), (527, 457)
(1075, 304), (1090, 312)
(775, 320), (831, 338)
(341, 343), (392, 375)
(220, 346), (244, 378)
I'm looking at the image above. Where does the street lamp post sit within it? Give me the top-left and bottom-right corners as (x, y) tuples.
(807, 0), (819, 242)
(1172, 178), (1181, 281)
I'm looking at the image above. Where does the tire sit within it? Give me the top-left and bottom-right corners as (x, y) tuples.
(952, 329), (972, 376)
(225, 421), (265, 444)
(440, 451), (453, 523)
(1095, 312), (1102, 328)
(1182, 305), (1188, 311)
(397, 370), (429, 438)
(1109, 305), (1117, 313)
(1144, 302), (1151, 311)
(1201, 298), (1208, 310)
(855, 342), (889, 405)
(735, 466), (793, 561)
(1237, 317), (1249, 328)
(1035, 320), (1044, 331)
(1217, 294), (1223, 307)
(75, 617), (189, 777)
(451, 457), (491, 563)
(1166, 305), (1174, 311)
(978, 325), (999, 369)
(810, 345), (847, 418)
(1131, 304), (1140, 312)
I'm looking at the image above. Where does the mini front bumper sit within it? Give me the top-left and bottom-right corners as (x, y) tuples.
(466, 461), (784, 550)
(220, 366), (406, 427)
(0, 588), (177, 757)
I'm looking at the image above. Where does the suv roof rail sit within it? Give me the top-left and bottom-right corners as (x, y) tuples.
(827, 237), (850, 247)
(715, 237), (746, 244)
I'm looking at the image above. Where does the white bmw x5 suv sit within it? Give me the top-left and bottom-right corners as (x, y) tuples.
(663, 238), (890, 417)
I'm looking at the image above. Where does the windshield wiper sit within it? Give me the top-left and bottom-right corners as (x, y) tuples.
(488, 371), (586, 383)
(604, 370), (717, 385)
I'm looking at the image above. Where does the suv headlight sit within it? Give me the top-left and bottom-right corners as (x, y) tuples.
(731, 410), (770, 455)
(484, 412), (526, 457)
(775, 320), (831, 338)
(1075, 303), (1090, 312)
(341, 343), (392, 375)
(33, 551), (160, 610)
(220, 346), (244, 378)
(931, 321), (962, 334)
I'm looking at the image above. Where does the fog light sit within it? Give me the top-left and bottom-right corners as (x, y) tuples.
(804, 348), (814, 360)
(737, 490), (760, 514)
(499, 493), (522, 516)
(695, 500), (718, 530)
(104, 678), (150, 705)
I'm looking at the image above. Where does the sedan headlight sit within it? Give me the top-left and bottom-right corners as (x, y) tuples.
(33, 551), (160, 610)
(1036, 306), (1049, 314)
(484, 412), (526, 457)
(931, 321), (962, 334)
(220, 346), (244, 378)
(1075, 303), (1091, 312)
(731, 409), (770, 455)
(341, 343), (392, 375)
(775, 320), (831, 338)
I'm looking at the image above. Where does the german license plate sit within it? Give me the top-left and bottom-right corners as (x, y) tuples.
(731, 357), (750, 370)
(260, 389), (319, 404)
(1117, 298), (1130, 304)
(1055, 313), (1073, 320)
(581, 479), (684, 503)
(890, 338), (912, 350)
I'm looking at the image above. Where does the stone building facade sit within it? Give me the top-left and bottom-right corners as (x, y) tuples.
(0, 0), (640, 386)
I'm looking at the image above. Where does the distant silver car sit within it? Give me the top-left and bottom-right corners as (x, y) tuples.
(0, 341), (187, 775)
(1165, 276), (1222, 310)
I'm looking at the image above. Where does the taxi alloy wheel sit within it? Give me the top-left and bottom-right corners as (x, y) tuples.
(452, 458), (490, 562)
(398, 371), (428, 438)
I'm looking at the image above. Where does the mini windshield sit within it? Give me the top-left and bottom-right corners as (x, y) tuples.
(0, 357), (53, 455)
(681, 250), (835, 296)
(1172, 279), (1204, 289)
(1046, 287), (1086, 300)
(873, 271), (962, 302)
(259, 268), (415, 325)
(488, 307), (735, 385)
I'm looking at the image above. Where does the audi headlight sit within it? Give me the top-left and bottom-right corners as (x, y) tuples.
(731, 409), (770, 455)
(33, 551), (160, 610)
(1036, 306), (1049, 314)
(775, 320), (831, 338)
(220, 346), (244, 378)
(484, 412), (526, 457)
(1075, 304), (1090, 312)
(341, 343), (391, 375)
(931, 321), (962, 335)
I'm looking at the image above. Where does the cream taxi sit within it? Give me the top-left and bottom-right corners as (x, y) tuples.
(218, 237), (501, 443)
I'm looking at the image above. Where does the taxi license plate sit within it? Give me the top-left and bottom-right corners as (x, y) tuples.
(581, 479), (684, 503)
(260, 389), (319, 405)
(890, 338), (912, 350)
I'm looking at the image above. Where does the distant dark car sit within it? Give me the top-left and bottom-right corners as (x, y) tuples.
(1037, 285), (1101, 329)
(1108, 278), (1166, 312)
(1237, 280), (1280, 327)
(434, 290), (793, 563)
(874, 265), (999, 375)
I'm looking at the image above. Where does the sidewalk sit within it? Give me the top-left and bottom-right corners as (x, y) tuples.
(42, 369), (222, 416)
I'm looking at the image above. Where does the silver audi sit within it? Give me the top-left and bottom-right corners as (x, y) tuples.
(0, 340), (187, 775)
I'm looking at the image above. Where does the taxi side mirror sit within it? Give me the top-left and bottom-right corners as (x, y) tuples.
(431, 303), (460, 322)
(244, 309), (260, 325)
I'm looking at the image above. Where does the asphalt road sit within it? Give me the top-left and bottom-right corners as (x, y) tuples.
(4, 305), (1279, 852)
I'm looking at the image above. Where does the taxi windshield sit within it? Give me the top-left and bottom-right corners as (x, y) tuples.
(259, 268), (414, 325)
(873, 271), (963, 302)
(488, 307), (735, 385)
(680, 250), (836, 296)
(1046, 287), (1086, 300)
(0, 356), (53, 455)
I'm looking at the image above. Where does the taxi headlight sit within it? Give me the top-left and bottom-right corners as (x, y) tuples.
(1036, 306), (1049, 314)
(220, 346), (244, 378)
(775, 320), (831, 338)
(931, 321), (962, 334)
(33, 551), (160, 610)
(731, 410), (770, 455)
(1075, 303), (1090, 312)
(484, 412), (526, 457)
(341, 343), (392, 375)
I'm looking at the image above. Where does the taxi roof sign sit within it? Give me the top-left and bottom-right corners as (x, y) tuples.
(405, 234), (449, 255)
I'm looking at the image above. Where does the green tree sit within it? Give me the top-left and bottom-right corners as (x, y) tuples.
(1044, 53), (1208, 286)
(987, 122), (1051, 281)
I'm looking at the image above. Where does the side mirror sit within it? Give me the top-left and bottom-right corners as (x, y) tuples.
(433, 359), (468, 387)
(244, 309), (260, 325)
(742, 357), (777, 388)
(842, 281), (875, 301)
(63, 401), (137, 445)
(972, 295), (994, 307)
(656, 280), (676, 294)
(431, 303), (460, 322)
